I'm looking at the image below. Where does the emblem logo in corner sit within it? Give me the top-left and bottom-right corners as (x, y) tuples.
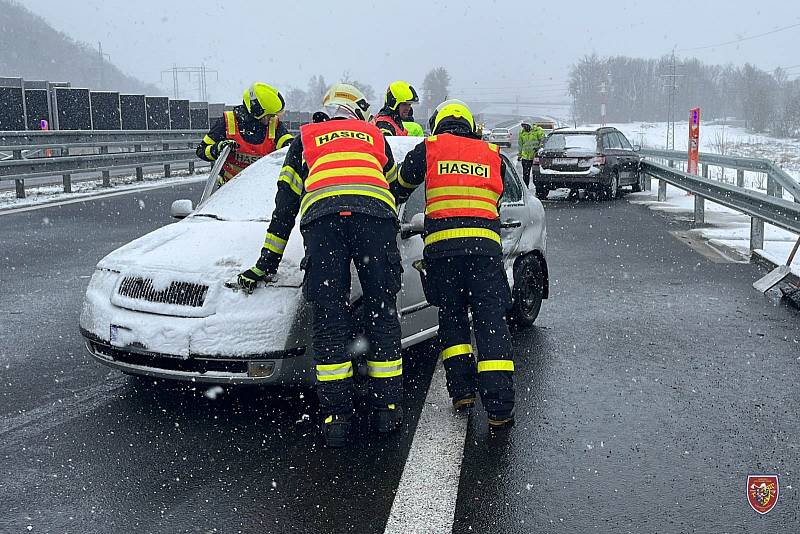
(747, 475), (779, 514)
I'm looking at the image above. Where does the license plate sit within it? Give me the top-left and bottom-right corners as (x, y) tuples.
(553, 158), (578, 165)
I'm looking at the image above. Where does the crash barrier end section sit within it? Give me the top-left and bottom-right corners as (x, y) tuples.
(641, 160), (800, 254)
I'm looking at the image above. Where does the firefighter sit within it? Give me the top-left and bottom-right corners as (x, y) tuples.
(517, 121), (545, 186)
(235, 83), (404, 448)
(196, 83), (293, 186)
(397, 99), (516, 429)
(372, 80), (419, 136)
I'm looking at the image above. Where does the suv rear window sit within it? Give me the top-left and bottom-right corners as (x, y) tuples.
(544, 133), (597, 152)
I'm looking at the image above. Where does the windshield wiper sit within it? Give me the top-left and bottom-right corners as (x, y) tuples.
(193, 213), (225, 221)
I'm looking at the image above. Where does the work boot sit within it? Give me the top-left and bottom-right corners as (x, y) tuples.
(487, 411), (515, 430)
(452, 392), (476, 411)
(322, 414), (352, 448)
(373, 403), (403, 434)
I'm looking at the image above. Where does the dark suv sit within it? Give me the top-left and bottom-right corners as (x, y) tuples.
(531, 127), (643, 200)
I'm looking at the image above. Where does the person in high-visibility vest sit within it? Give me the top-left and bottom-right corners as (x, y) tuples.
(196, 83), (293, 186)
(396, 99), (516, 429)
(517, 121), (545, 186)
(234, 83), (406, 448)
(371, 80), (419, 136)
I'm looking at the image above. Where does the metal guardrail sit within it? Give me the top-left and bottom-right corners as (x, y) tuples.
(639, 148), (800, 202)
(639, 154), (800, 252)
(0, 130), (210, 198)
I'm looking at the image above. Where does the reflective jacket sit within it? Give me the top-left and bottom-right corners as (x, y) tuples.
(398, 129), (505, 259)
(372, 109), (408, 136)
(518, 126), (545, 160)
(195, 105), (293, 183)
(255, 118), (401, 273)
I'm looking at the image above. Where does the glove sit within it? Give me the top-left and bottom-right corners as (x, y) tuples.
(213, 139), (239, 158)
(236, 266), (274, 294)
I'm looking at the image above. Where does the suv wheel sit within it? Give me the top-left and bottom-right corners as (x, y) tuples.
(509, 255), (544, 328)
(603, 172), (619, 200)
(631, 170), (644, 192)
(534, 184), (551, 200)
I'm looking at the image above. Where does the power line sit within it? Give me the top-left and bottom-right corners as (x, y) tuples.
(676, 21), (800, 52)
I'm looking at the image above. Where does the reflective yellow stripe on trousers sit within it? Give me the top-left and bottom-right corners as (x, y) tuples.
(440, 344), (473, 361)
(316, 361), (353, 382)
(477, 360), (515, 373)
(367, 358), (403, 378)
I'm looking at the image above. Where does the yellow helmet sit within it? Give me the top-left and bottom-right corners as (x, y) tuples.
(322, 83), (371, 121)
(243, 83), (285, 119)
(384, 80), (419, 110)
(430, 99), (475, 134)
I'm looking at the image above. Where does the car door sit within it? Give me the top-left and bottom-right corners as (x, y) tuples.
(499, 154), (527, 279)
(396, 186), (439, 345)
(614, 131), (637, 185)
(601, 131), (623, 180)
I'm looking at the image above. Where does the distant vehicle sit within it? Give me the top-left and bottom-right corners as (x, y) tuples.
(488, 127), (513, 147)
(532, 126), (643, 200)
(79, 138), (549, 386)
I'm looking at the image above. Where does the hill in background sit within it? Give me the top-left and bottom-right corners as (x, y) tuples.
(0, 0), (161, 94)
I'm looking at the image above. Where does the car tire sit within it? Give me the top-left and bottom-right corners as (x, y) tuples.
(631, 170), (644, 192)
(603, 171), (619, 200)
(509, 254), (545, 328)
(534, 184), (551, 200)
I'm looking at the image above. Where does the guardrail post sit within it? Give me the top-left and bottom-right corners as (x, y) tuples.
(750, 217), (764, 251)
(134, 144), (143, 181)
(694, 196), (705, 225)
(62, 174), (72, 193)
(13, 149), (22, 160)
(775, 183), (783, 200)
(100, 145), (111, 187)
(188, 142), (195, 174)
(736, 169), (744, 188)
(163, 143), (171, 178)
(701, 163), (708, 179)
(15, 179), (25, 199)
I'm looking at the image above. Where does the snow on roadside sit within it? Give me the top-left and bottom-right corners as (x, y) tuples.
(0, 170), (209, 211)
(628, 184), (799, 278)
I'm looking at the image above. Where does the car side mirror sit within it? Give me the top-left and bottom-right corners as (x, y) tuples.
(170, 199), (193, 219)
(400, 212), (425, 239)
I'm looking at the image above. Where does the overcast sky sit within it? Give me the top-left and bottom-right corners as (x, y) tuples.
(17, 0), (800, 107)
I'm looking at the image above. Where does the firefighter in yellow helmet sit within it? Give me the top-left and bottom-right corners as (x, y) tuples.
(372, 80), (419, 136)
(235, 83), (406, 448)
(395, 99), (516, 429)
(196, 83), (294, 186)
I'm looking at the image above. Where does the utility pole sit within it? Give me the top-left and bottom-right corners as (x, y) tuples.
(599, 72), (611, 126)
(160, 66), (219, 101)
(97, 41), (111, 89)
(661, 50), (684, 150)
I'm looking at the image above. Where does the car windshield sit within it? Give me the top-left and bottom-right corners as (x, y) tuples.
(194, 137), (421, 221)
(543, 133), (597, 152)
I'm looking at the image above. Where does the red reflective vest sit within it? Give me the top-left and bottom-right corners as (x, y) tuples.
(298, 119), (394, 217)
(424, 134), (502, 220)
(220, 111), (278, 183)
(372, 112), (408, 136)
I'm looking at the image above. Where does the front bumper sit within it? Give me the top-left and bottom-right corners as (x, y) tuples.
(82, 330), (313, 385)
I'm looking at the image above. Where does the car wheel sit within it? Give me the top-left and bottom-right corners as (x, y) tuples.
(509, 254), (544, 328)
(631, 170), (644, 192)
(603, 171), (619, 200)
(534, 184), (551, 200)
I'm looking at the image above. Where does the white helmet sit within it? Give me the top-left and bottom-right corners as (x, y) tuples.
(321, 83), (371, 121)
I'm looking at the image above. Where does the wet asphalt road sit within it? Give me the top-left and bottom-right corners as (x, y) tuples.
(1, 181), (798, 533)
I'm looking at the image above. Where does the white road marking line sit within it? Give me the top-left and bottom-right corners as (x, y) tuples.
(384, 362), (468, 534)
(0, 176), (207, 216)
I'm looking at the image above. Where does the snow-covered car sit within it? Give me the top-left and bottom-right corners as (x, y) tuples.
(79, 137), (549, 385)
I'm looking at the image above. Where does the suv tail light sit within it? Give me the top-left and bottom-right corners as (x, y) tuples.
(593, 156), (606, 166)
